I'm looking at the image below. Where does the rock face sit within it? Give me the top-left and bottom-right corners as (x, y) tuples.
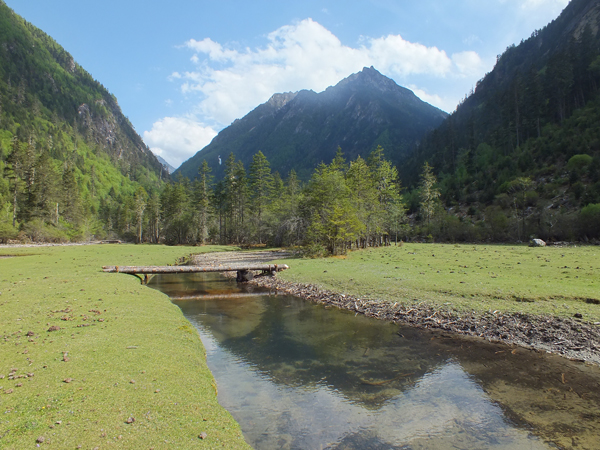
(175, 66), (447, 181)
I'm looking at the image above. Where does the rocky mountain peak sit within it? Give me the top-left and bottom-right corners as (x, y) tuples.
(267, 91), (298, 110)
(333, 66), (407, 95)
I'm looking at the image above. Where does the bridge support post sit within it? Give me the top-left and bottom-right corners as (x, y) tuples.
(236, 270), (254, 282)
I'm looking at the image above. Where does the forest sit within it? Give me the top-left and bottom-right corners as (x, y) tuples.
(1, 0), (600, 251)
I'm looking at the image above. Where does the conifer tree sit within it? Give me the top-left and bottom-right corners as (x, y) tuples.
(249, 151), (274, 243)
(419, 162), (440, 228)
(196, 160), (213, 244)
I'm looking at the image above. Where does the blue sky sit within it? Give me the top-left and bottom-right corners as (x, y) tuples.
(6, 0), (569, 167)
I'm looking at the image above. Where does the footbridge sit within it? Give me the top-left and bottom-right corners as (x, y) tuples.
(102, 263), (289, 284)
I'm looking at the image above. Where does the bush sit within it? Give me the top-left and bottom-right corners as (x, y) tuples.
(567, 154), (593, 172)
(302, 243), (328, 258)
(579, 203), (600, 239)
(0, 222), (18, 243)
(21, 219), (69, 243)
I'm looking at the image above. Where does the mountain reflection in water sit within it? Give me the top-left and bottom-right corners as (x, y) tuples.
(149, 272), (600, 450)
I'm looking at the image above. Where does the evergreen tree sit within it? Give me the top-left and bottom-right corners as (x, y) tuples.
(134, 186), (148, 243)
(248, 151), (274, 244)
(419, 162), (440, 228)
(195, 160), (213, 244)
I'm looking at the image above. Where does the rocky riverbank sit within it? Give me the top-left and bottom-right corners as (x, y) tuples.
(250, 275), (600, 366)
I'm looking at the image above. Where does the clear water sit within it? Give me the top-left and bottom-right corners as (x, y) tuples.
(149, 273), (600, 450)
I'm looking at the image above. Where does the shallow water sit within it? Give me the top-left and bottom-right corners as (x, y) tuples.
(149, 273), (600, 450)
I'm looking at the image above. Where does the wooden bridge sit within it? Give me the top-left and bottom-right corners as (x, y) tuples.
(102, 263), (289, 284)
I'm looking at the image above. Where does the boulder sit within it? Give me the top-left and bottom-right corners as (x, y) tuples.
(529, 238), (546, 247)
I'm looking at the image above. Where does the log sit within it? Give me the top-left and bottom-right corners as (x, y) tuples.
(102, 264), (289, 274)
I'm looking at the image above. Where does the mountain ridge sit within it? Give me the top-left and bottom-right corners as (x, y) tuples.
(175, 66), (447, 181)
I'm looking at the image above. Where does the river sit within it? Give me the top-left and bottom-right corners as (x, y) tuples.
(149, 272), (600, 450)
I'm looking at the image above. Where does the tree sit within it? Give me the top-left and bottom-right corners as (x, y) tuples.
(418, 162), (440, 228)
(146, 191), (161, 243)
(134, 186), (148, 243)
(302, 159), (362, 255)
(61, 160), (82, 225)
(248, 151), (274, 244)
(4, 137), (24, 227)
(508, 177), (532, 241)
(195, 160), (213, 244)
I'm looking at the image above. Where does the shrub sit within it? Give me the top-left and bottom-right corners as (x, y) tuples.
(579, 203), (600, 239)
(21, 219), (69, 243)
(0, 222), (18, 243)
(567, 154), (593, 172)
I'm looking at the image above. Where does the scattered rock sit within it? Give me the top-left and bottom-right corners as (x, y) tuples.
(63, 378), (72, 383)
(529, 238), (546, 247)
(36, 436), (45, 443)
(126, 417), (135, 424)
(199, 432), (208, 440)
(26, 331), (35, 337)
(4, 388), (13, 394)
(47, 326), (61, 332)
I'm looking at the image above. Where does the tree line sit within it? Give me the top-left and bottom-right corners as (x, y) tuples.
(156, 147), (410, 255)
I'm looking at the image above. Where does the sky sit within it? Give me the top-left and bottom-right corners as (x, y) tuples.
(6, 0), (570, 168)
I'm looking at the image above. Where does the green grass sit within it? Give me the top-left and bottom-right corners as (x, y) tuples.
(0, 244), (251, 449)
(276, 243), (600, 323)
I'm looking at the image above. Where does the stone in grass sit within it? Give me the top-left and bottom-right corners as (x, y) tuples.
(529, 238), (546, 247)
(36, 436), (45, 443)
(126, 417), (135, 424)
(198, 432), (208, 440)
(47, 325), (61, 332)
(63, 378), (73, 383)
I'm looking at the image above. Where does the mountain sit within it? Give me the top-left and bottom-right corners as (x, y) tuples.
(402, 0), (600, 196)
(175, 67), (447, 181)
(0, 1), (165, 241)
(396, 0), (600, 241)
(155, 155), (176, 174)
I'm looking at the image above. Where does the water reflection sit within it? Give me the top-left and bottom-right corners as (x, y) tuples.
(149, 273), (600, 450)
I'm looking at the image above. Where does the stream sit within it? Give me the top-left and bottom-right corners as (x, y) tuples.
(149, 272), (600, 450)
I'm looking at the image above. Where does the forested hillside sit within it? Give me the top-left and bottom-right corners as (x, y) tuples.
(0, 1), (166, 243)
(2, 0), (599, 248)
(401, 0), (600, 242)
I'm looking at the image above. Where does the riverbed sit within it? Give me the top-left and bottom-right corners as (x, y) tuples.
(149, 272), (600, 450)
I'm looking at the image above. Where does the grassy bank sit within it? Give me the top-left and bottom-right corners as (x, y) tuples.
(276, 243), (600, 324)
(0, 244), (251, 449)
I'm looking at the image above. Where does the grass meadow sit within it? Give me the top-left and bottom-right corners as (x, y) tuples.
(1, 242), (598, 449)
(276, 243), (600, 323)
(0, 244), (250, 449)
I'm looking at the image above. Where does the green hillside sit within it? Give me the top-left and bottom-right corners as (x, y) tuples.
(400, 0), (600, 242)
(0, 1), (166, 242)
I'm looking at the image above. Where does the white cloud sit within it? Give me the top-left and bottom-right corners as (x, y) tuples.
(407, 85), (450, 112)
(143, 117), (217, 167)
(451, 51), (485, 77)
(174, 18), (485, 127)
(150, 18), (489, 166)
(518, 0), (569, 10)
